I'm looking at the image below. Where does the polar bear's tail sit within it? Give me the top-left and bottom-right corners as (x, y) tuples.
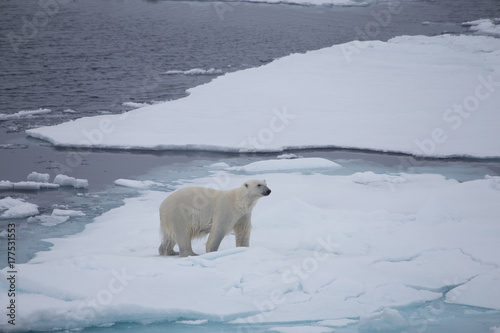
(158, 227), (178, 256)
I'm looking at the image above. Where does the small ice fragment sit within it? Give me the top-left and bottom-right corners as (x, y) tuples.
(0, 197), (39, 219)
(28, 215), (70, 227)
(52, 209), (85, 217)
(114, 179), (161, 189)
(27, 172), (51, 183)
(53, 174), (89, 188)
(277, 153), (300, 159)
(359, 308), (408, 332)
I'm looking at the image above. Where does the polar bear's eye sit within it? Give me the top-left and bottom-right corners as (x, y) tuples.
(257, 184), (261, 187)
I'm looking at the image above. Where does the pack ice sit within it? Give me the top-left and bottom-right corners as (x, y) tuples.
(1, 158), (499, 331)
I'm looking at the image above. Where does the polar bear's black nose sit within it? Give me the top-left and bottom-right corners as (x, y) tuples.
(264, 189), (271, 196)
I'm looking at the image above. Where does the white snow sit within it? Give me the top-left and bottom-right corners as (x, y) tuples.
(463, 18), (500, 37)
(53, 175), (89, 189)
(1, 162), (499, 331)
(0, 197), (39, 219)
(26, 35), (500, 158)
(0, 108), (51, 120)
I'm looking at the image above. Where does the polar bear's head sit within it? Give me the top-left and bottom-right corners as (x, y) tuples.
(244, 179), (271, 197)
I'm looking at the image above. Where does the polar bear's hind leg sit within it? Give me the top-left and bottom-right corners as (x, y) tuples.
(158, 226), (179, 256)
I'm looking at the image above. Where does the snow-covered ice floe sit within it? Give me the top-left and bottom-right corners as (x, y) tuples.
(1, 160), (499, 331)
(26, 34), (500, 158)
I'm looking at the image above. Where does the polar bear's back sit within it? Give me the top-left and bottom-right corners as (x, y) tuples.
(160, 186), (224, 237)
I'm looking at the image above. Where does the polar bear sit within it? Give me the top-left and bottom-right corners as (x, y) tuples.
(158, 179), (271, 257)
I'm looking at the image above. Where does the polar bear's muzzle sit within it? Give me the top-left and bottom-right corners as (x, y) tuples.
(263, 187), (271, 196)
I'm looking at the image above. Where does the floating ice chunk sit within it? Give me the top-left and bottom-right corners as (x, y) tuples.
(0, 108), (51, 120)
(206, 162), (230, 169)
(0, 181), (13, 190)
(27, 172), (51, 183)
(228, 158), (341, 173)
(0, 143), (28, 149)
(358, 308), (408, 332)
(28, 215), (70, 227)
(114, 179), (162, 189)
(122, 101), (162, 108)
(164, 68), (223, 75)
(52, 209), (85, 217)
(177, 319), (209, 325)
(491, 326), (500, 333)
(123, 101), (151, 108)
(0, 197), (39, 219)
(19, 181), (58, 190)
(462, 18), (500, 36)
(485, 175), (500, 190)
(53, 175), (89, 188)
(268, 326), (334, 333)
(276, 153), (300, 159)
(11, 181), (46, 190)
(0, 180), (60, 190)
(235, 0), (370, 5)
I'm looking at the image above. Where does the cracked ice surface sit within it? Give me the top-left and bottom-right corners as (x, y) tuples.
(1, 159), (499, 331)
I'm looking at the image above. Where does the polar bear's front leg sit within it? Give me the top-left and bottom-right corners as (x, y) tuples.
(206, 210), (235, 253)
(233, 214), (251, 247)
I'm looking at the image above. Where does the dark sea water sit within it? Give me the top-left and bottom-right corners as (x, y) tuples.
(1, 0), (499, 182)
(1, 0), (500, 332)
